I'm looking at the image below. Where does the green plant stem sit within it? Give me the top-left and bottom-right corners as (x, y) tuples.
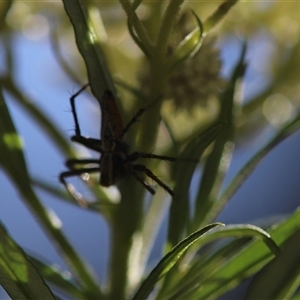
(137, 0), (183, 151)
(111, 7), (186, 288)
(108, 3), (186, 296)
(108, 179), (144, 299)
(155, 0), (184, 57)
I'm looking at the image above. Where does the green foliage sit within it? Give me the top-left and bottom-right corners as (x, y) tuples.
(0, 223), (57, 300)
(245, 229), (300, 300)
(1, 1), (300, 299)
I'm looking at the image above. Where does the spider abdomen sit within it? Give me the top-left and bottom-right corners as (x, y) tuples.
(100, 152), (128, 186)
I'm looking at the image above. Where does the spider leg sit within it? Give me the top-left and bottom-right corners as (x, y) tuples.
(124, 164), (155, 195)
(127, 151), (198, 163)
(71, 135), (103, 153)
(116, 95), (162, 141)
(65, 158), (100, 169)
(131, 164), (174, 196)
(70, 83), (90, 136)
(59, 166), (99, 207)
(125, 166), (156, 195)
(116, 107), (147, 141)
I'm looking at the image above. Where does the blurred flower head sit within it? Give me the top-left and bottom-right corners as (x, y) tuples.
(167, 37), (224, 111)
(139, 10), (224, 112)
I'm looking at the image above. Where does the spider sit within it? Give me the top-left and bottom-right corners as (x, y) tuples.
(60, 85), (186, 200)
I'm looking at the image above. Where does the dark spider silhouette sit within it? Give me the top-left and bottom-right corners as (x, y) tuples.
(60, 85), (189, 201)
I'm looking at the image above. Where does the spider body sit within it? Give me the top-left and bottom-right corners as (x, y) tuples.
(60, 85), (177, 200)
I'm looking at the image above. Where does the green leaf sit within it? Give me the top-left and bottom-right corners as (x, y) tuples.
(127, 0), (150, 57)
(245, 229), (300, 300)
(120, 0), (153, 56)
(160, 224), (279, 299)
(62, 0), (116, 102)
(187, 209), (300, 299)
(168, 123), (224, 247)
(165, 238), (252, 299)
(198, 224), (280, 256)
(168, 0), (240, 72)
(0, 223), (57, 300)
(168, 10), (204, 71)
(132, 223), (223, 300)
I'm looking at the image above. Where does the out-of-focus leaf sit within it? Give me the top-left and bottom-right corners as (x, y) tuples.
(204, 0), (240, 32)
(29, 256), (83, 299)
(192, 42), (247, 229)
(0, 84), (31, 188)
(132, 223), (223, 300)
(127, 0), (150, 57)
(32, 177), (116, 219)
(164, 0), (240, 72)
(211, 112), (300, 223)
(1, 76), (74, 157)
(0, 85), (103, 298)
(120, 0), (152, 55)
(62, 0), (116, 102)
(0, 1), (12, 29)
(168, 123), (224, 247)
(245, 229), (300, 300)
(0, 223), (57, 300)
(292, 292), (300, 300)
